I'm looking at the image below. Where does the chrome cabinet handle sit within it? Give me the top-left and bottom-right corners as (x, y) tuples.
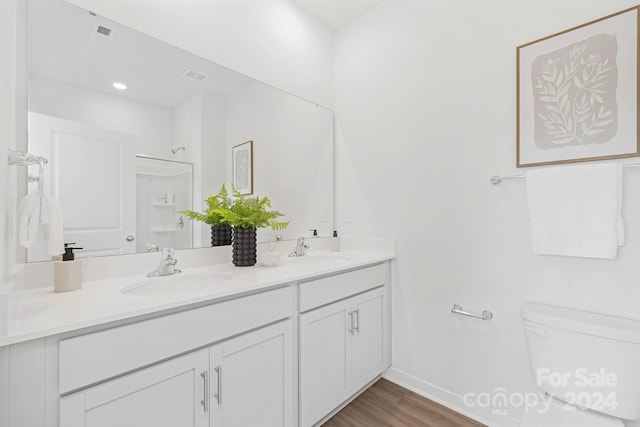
(348, 311), (354, 335)
(353, 309), (359, 334)
(200, 371), (209, 412)
(126, 235), (135, 242)
(214, 365), (222, 405)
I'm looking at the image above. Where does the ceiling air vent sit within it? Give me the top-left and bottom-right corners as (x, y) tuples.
(183, 69), (211, 84)
(91, 23), (114, 44)
(96, 25), (112, 37)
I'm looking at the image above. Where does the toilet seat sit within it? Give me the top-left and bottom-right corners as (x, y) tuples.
(520, 399), (624, 427)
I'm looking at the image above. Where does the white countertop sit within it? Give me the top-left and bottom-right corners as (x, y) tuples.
(1, 249), (393, 347)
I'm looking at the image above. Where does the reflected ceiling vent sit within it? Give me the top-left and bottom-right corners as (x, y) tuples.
(96, 25), (112, 37)
(91, 22), (114, 44)
(183, 69), (210, 84)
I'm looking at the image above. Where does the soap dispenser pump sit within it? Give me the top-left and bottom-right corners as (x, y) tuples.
(62, 243), (82, 261)
(54, 243), (83, 292)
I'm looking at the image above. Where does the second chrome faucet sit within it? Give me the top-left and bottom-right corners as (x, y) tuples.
(289, 237), (310, 257)
(147, 248), (182, 277)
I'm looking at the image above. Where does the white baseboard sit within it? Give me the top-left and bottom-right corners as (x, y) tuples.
(383, 367), (520, 427)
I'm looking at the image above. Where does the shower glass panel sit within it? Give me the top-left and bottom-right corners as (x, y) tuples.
(136, 156), (193, 253)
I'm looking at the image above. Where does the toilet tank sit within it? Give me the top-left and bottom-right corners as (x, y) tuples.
(522, 302), (640, 420)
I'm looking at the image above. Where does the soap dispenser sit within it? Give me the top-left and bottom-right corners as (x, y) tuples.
(54, 243), (83, 292)
(330, 230), (340, 252)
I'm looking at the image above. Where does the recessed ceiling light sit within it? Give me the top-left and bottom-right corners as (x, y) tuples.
(112, 82), (127, 90)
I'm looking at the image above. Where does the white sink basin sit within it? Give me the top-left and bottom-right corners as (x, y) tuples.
(288, 253), (350, 265)
(121, 272), (233, 296)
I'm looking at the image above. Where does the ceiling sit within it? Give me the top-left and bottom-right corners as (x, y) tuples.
(29, 0), (385, 109)
(29, 0), (254, 109)
(290, 0), (384, 30)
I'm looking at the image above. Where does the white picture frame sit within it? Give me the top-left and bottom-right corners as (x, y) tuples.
(232, 140), (253, 195)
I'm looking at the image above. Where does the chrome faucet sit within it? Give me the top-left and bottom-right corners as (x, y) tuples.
(147, 248), (182, 277)
(289, 237), (310, 257)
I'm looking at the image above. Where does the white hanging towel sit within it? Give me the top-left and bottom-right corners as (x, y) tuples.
(18, 191), (42, 248)
(18, 190), (65, 256)
(42, 193), (64, 256)
(526, 163), (624, 259)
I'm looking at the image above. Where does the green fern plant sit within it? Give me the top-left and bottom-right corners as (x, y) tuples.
(215, 186), (289, 230)
(179, 184), (232, 226)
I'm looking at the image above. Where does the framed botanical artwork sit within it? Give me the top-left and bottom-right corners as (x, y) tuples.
(517, 6), (640, 167)
(233, 140), (253, 195)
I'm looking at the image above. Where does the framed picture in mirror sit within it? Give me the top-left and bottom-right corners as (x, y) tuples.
(233, 140), (253, 195)
(517, 6), (640, 167)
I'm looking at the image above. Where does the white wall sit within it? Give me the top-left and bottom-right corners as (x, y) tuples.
(335, 1), (640, 424)
(200, 93), (228, 245)
(173, 93), (226, 248)
(0, 0), (16, 282)
(226, 81), (334, 241)
(0, 0), (22, 283)
(172, 91), (229, 247)
(29, 74), (174, 157)
(64, 0), (334, 109)
(0, 2), (19, 424)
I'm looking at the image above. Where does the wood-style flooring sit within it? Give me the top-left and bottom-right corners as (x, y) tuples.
(322, 379), (486, 427)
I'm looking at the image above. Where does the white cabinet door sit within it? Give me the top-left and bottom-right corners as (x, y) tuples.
(59, 350), (209, 427)
(299, 286), (388, 427)
(210, 320), (293, 427)
(299, 299), (352, 427)
(351, 287), (386, 391)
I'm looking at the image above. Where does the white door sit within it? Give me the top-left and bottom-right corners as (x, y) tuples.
(28, 113), (136, 260)
(351, 287), (387, 391)
(299, 299), (352, 427)
(210, 320), (293, 427)
(59, 350), (209, 427)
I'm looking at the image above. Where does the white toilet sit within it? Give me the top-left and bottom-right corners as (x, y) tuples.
(521, 302), (640, 427)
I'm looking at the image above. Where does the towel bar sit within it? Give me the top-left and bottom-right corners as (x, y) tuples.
(7, 149), (48, 166)
(8, 150), (48, 190)
(451, 304), (493, 320)
(490, 163), (640, 184)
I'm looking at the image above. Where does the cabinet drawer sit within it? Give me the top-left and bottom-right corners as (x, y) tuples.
(298, 263), (387, 312)
(59, 286), (293, 394)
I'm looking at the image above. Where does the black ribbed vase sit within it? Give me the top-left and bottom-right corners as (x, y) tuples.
(232, 227), (257, 267)
(210, 225), (232, 247)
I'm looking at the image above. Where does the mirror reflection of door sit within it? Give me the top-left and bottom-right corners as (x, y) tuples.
(28, 112), (136, 261)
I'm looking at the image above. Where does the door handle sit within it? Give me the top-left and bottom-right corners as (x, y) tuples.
(353, 309), (359, 334)
(126, 235), (135, 242)
(214, 365), (222, 406)
(348, 311), (355, 335)
(200, 371), (209, 412)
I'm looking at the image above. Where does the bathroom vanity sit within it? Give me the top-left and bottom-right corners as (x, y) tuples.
(0, 246), (393, 427)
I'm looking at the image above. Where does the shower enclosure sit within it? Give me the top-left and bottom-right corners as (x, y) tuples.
(135, 156), (193, 253)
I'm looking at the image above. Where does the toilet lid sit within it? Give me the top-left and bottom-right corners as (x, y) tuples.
(520, 399), (623, 427)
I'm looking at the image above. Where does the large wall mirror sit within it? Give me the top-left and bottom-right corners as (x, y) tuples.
(23, 0), (334, 262)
